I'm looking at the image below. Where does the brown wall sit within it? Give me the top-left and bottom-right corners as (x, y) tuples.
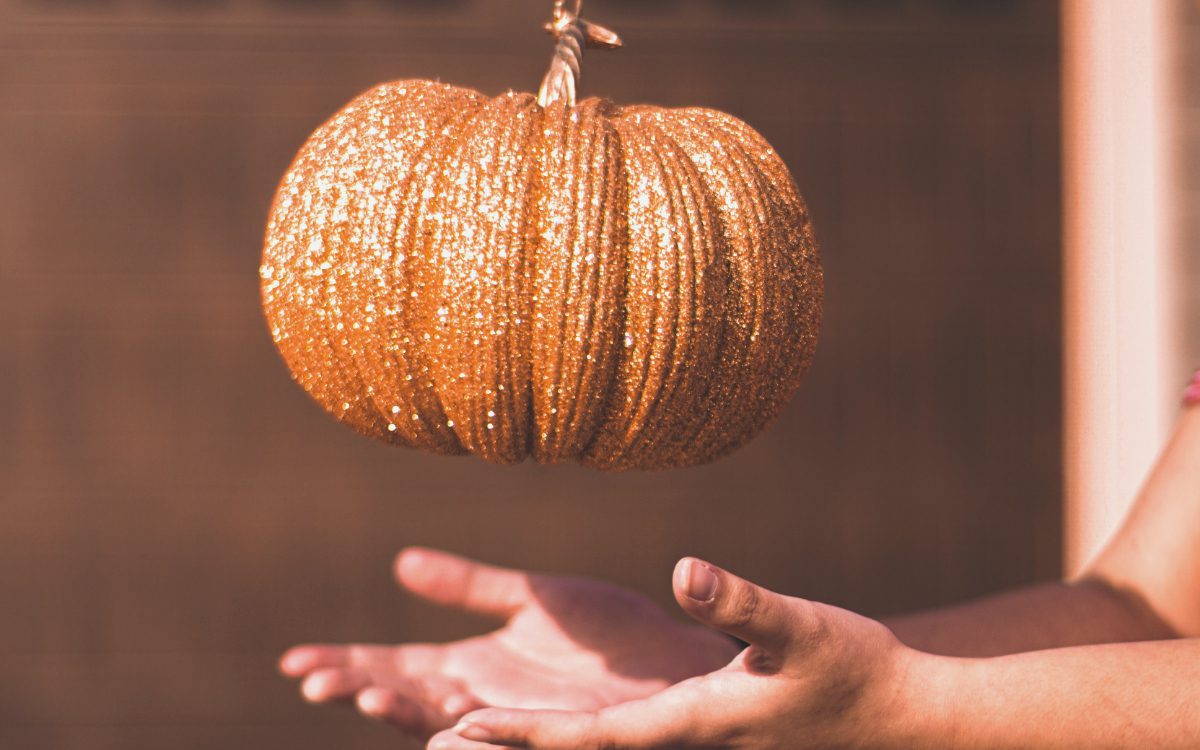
(1182, 1), (1200, 366)
(0, 1), (1061, 748)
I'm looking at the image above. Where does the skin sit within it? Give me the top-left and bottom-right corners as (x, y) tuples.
(283, 405), (1200, 749)
(278, 549), (740, 737)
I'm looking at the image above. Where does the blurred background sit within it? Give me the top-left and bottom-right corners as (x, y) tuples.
(0, 1), (1193, 748)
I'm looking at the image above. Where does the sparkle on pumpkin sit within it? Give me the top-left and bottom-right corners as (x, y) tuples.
(260, 79), (821, 470)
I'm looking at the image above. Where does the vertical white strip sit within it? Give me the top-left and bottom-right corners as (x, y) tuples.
(1062, 0), (1178, 576)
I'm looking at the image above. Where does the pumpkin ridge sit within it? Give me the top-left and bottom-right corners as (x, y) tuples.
(619, 120), (696, 464)
(317, 93), (411, 441)
(723, 115), (822, 403)
(263, 151), (340, 422)
(575, 106), (631, 467)
(630, 111), (733, 466)
(675, 115), (753, 466)
(466, 101), (505, 459)
(674, 109), (776, 455)
(698, 110), (822, 391)
(530, 102), (625, 463)
(643, 133), (691, 458)
(640, 118), (726, 465)
(479, 93), (539, 462)
(263, 111), (360, 431)
(693, 113), (792, 453)
(566, 109), (626, 453)
(544, 106), (579, 458)
(555, 108), (608, 455)
(556, 110), (598, 454)
(609, 118), (686, 468)
(387, 92), (488, 453)
(530, 103), (574, 460)
(285, 105), (391, 440)
(686, 109), (821, 454)
(461, 103), (501, 457)
(489, 96), (542, 458)
(347, 83), (483, 448)
(499, 97), (544, 461)
(336, 85), (417, 446)
(581, 119), (664, 468)
(515, 103), (551, 462)
(426, 93), (541, 462)
(402, 96), (495, 451)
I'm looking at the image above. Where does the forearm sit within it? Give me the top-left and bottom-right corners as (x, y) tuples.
(894, 638), (1200, 749)
(883, 578), (1176, 657)
(885, 401), (1200, 657)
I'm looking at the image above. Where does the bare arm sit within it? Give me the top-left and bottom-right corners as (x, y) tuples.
(893, 638), (1200, 750)
(884, 404), (1200, 656)
(443, 548), (1200, 750)
(1085, 405), (1200, 636)
(883, 579), (1175, 656)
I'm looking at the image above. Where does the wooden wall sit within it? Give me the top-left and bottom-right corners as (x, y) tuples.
(0, 1), (1061, 748)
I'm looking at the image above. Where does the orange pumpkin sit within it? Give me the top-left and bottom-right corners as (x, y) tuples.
(260, 4), (821, 470)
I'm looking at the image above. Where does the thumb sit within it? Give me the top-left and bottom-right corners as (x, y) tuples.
(673, 557), (810, 655)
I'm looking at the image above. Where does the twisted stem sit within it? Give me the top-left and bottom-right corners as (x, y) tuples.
(537, 0), (622, 108)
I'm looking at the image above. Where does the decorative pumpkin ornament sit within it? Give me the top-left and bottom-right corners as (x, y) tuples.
(260, 0), (822, 471)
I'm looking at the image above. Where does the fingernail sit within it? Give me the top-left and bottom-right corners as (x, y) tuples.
(685, 559), (718, 602)
(455, 721), (493, 742)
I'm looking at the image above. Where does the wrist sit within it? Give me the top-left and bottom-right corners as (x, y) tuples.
(873, 647), (968, 749)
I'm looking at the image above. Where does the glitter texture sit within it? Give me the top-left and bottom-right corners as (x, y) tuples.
(261, 80), (822, 470)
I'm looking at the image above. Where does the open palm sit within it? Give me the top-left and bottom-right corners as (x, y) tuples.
(280, 548), (739, 739)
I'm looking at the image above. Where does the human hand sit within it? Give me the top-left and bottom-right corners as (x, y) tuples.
(279, 548), (741, 740)
(431, 558), (935, 750)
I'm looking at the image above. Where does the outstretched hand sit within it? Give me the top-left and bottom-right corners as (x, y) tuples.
(431, 558), (931, 750)
(279, 548), (740, 740)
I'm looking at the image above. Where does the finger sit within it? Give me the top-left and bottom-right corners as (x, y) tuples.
(282, 643), (446, 682)
(427, 726), (502, 750)
(396, 547), (535, 621)
(449, 707), (661, 750)
(279, 644), (360, 676)
(672, 557), (813, 655)
(281, 645), (339, 676)
(280, 643), (408, 677)
(301, 668), (371, 703)
(356, 676), (485, 736)
(358, 686), (485, 739)
(358, 688), (422, 732)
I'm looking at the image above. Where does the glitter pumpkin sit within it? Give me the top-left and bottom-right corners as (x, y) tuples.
(260, 6), (822, 471)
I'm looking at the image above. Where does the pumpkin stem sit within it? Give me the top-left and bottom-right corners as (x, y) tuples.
(537, 1), (622, 108)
